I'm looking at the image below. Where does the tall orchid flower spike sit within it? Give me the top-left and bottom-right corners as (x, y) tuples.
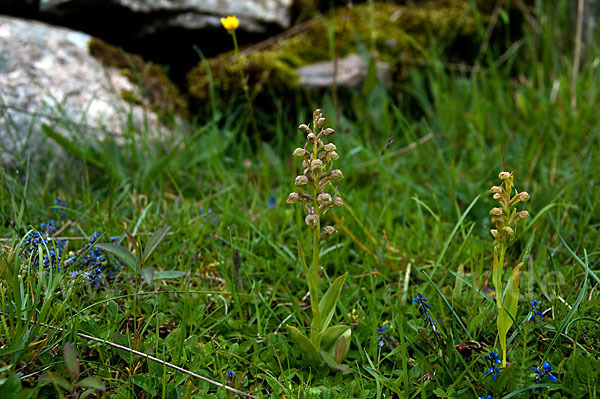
(285, 109), (350, 369)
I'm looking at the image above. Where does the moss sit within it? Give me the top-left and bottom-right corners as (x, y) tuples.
(187, 0), (491, 101)
(88, 38), (189, 120)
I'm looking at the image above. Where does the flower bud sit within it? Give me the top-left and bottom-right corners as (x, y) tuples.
(334, 196), (344, 207)
(490, 229), (499, 239)
(305, 214), (319, 227)
(317, 193), (332, 206)
(518, 192), (530, 202)
(313, 109), (322, 119)
(286, 193), (300, 204)
(491, 216), (503, 224)
(490, 186), (503, 193)
(323, 143), (337, 152)
(295, 175), (309, 186)
(490, 207), (503, 216)
(293, 148), (307, 157)
(299, 124), (312, 134)
(322, 128), (335, 136)
(498, 171), (511, 180)
(317, 117), (326, 128)
(302, 159), (308, 168)
(320, 225), (338, 240)
(517, 210), (530, 220)
(493, 193), (502, 200)
(331, 169), (344, 181)
(310, 159), (323, 170)
(307, 133), (316, 143)
(502, 226), (515, 237)
(327, 151), (339, 161)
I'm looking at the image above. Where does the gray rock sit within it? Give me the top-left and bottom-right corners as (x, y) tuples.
(296, 54), (390, 89)
(0, 15), (162, 165)
(31, 0), (294, 81)
(39, 0), (293, 33)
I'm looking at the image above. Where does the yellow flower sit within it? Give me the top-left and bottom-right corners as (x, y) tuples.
(221, 16), (239, 32)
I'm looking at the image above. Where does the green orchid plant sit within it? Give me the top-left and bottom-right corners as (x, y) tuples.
(489, 170), (531, 367)
(285, 109), (350, 368)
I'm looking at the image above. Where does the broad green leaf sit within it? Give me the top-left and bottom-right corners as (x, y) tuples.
(75, 376), (106, 391)
(80, 388), (97, 399)
(318, 272), (348, 331)
(141, 266), (154, 286)
(286, 325), (320, 363)
(42, 371), (72, 391)
(504, 262), (523, 320)
(319, 325), (350, 351)
(153, 271), (186, 280)
(320, 324), (351, 367)
(63, 343), (80, 380)
(95, 243), (140, 272)
(498, 262), (522, 362)
(335, 335), (346, 364)
(142, 226), (171, 263)
(498, 262), (522, 335)
(320, 342), (351, 372)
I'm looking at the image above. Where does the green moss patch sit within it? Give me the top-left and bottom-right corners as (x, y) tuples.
(88, 38), (189, 120)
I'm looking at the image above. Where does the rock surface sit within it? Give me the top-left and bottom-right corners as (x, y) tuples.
(296, 54), (389, 89)
(39, 0), (294, 32)
(0, 15), (163, 165)
(33, 0), (295, 74)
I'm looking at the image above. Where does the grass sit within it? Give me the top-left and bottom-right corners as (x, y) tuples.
(1, 1), (600, 398)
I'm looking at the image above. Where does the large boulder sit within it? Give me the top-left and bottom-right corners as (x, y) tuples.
(39, 0), (294, 33)
(33, 0), (295, 75)
(0, 16), (180, 165)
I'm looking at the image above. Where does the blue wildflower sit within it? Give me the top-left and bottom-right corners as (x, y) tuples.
(484, 352), (502, 381)
(532, 361), (558, 391)
(268, 196), (277, 208)
(62, 231), (109, 287)
(529, 300), (544, 321)
(227, 370), (234, 378)
(20, 227), (64, 271)
(53, 197), (67, 218)
(376, 326), (387, 347)
(412, 293), (437, 332)
(199, 208), (215, 223)
(479, 396), (492, 399)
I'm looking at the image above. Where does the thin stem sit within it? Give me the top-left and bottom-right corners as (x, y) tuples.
(309, 125), (321, 346)
(494, 244), (507, 368)
(231, 31), (259, 143)
(310, 219), (321, 346)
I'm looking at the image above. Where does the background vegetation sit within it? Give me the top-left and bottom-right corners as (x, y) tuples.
(1, 1), (599, 398)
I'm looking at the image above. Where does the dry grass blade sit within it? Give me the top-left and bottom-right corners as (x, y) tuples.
(355, 133), (435, 169)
